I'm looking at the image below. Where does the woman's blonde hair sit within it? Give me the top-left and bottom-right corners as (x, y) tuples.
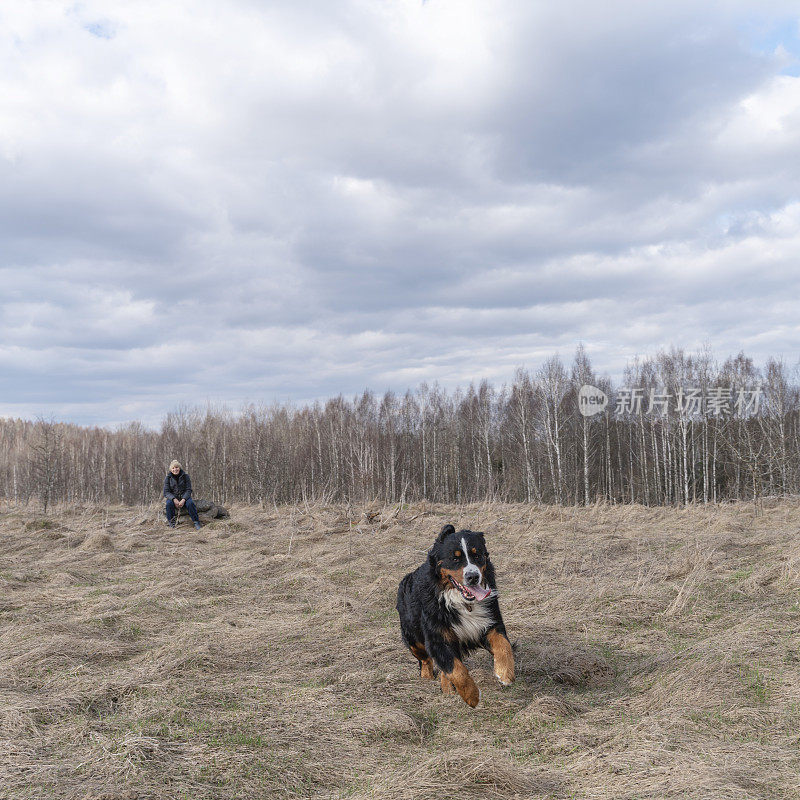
(169, 460), (182, 471)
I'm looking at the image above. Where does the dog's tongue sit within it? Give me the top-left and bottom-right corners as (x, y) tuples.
(470, 585), (491, 602)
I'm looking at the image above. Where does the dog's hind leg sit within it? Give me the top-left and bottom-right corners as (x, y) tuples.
(443, 659), (480, 707)
(424, 631), (480, 707)
(409, 642), (435, 681)
(486, 628), (515, 686)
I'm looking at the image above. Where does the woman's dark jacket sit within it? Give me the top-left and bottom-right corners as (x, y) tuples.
(163, 470), (193, 502)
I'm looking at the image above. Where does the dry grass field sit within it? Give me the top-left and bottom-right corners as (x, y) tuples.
(2, 500), (800, 800)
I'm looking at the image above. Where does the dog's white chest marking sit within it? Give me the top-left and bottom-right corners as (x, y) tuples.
(443, 589), (493, 644)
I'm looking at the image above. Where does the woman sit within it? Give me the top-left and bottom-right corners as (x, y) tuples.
(163, 460), (201, 529)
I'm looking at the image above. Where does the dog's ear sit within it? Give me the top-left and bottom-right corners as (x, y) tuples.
(429, 525), (454, 576)
(437, 524), (455, 543)
(427, 548), (440, 576)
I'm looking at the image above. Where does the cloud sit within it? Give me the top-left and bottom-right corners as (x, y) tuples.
(0, 0), (799, 426)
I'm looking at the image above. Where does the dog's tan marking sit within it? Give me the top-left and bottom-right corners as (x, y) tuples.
(410, 642), (435, 681)
(486, 629), (515, 686)
(410, 642), (427, 659)
(440, 671), (454, 694)
(439, 566), (465, 590)
(441, 627), (457, 644)
(446, 659), (480, 707)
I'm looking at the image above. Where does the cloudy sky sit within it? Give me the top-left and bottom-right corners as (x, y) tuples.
(2, 1), (799, 427)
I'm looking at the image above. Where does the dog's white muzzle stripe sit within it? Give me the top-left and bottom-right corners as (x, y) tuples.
(461, 536), (481, 585)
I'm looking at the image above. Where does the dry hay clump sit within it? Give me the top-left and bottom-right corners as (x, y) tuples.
(80, 531), (115, 551)
(344, 705), (421, 740)
(2, 500), (800, 799)
(526, 640), (614, 688)
(515, 693), (589, 723)
(351, 747), (555, 800)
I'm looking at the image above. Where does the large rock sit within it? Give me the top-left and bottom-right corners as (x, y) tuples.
(195, 500), (229, 518)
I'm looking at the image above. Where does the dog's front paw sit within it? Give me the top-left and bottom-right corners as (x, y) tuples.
(488, 630), (515, 687)
(440, 672), (455, 694)
(463, 684), (480, 708)
(494, 668), (515, 687)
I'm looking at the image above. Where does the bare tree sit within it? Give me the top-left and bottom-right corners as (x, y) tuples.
(1, 347), (796, 508)
(29, 418), (62, 513)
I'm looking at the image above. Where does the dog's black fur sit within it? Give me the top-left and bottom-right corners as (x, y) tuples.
(396, 524), (514, 707)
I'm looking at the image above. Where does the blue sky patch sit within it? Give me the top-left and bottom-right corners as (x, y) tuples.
(745, 15), (800, 75)
(84, 20), (114, 40)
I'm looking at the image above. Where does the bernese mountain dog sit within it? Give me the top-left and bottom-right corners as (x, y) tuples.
(396, 523), (515, 708)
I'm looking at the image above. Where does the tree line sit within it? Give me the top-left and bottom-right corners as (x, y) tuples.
(2, 347), (798, 509)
